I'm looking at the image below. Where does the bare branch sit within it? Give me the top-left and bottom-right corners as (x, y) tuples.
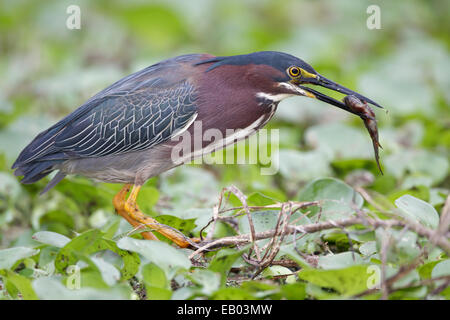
(190, 216), (450, 258)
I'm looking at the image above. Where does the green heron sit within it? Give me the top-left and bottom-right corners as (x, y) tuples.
(12, 51), (382, 247)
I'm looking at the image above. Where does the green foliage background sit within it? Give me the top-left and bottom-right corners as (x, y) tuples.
(0, 0), (449, 300)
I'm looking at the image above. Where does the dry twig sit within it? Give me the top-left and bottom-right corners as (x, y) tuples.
(180, 186), (450, 300)
(190, 215), (450, 258)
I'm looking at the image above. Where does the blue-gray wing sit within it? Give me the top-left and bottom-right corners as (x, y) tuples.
(53, 81), (197, 157)
(11, 53), (208, 192)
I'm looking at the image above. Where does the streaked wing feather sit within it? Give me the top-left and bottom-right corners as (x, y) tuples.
(54, 81), (197, 158)
(12, 54), (206, 168)
(11, 53), (208, 193)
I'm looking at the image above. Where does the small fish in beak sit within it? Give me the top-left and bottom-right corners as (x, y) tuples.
(343, 95), (383, 174)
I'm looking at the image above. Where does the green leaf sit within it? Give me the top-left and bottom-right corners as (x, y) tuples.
(418, 261), (441, 279)
(239, 211), (279, 247)
(318, 252), (364, 269)
(239, 210), (279, 232)
(208, 246), (248, 284)
(278, 245), (310, 269)
(298, 265), (371, 296)
(55, 231), (97, 273)
(55, 230), (139, 280)
(240, 281), (281, 299)
(247, 192), (278, 206)
(32, 231), (71, 248)
(156, 215), (196, 235)
(102, 217), (121, 239)
(142, 263), (167, 289)
(32, 277), (129, 300)
(91, 257), (121, 286)
(146, 286), (172, 300)
(298, 178), (363, 220)
(54, 178), (112, 208)
(171, 287), (198, 300)
(186, 269), (221, 296)
(375, 228), (421, 264)
(117, 237), (190, 279)
(389, 185), (431, 204)
(389, 286), (427, 300)
(281, 283), (307, 300)
(262, 266), (296, 284)
(2, 270), (38, 300)
(212, 287), (255, 300)
(389, 268), (420, 290)
(331, 159), (379, 176)
(55, 229), (102, 272)
(394, 195), (439, 229)
(160, 167), (219, 211)
(142, 263), (172, 300)
(431, 259), (450, 278)
(323, 231), (351, 251)
(79, 269), (109, 289)
(38, 246), (59, 272)
(359, 241), (377, 256)
(38, 209), (75, 234)
(385, 150), (449, 184)
(0, 247), (40, 270)
(429, 188), (449, 207)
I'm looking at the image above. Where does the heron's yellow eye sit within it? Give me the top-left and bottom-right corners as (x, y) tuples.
(288, 66), (301, 78)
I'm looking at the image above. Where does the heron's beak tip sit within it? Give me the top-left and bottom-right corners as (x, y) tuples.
(295, 75), (384, 113)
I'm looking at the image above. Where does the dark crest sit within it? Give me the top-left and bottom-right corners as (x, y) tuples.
(195, 51), (317, 80)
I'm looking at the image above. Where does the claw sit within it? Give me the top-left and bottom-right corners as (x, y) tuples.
(113, 184), (158, 240)
(121, 185), (196, 248)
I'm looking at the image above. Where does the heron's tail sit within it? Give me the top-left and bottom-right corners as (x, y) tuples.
(12, 159), (66, 194)
(11, 116), (73, 194)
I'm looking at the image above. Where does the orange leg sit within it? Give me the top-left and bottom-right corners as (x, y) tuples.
(113, 184), (158, 240)
(123, 185), (195, 248)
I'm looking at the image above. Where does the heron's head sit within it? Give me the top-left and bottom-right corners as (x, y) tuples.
(198, 51), (383, 112)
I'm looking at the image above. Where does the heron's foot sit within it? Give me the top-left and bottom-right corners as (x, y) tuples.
(113, 184), (158, 240)
(112, 184), (131, 215)
(122, 185), (196, 248)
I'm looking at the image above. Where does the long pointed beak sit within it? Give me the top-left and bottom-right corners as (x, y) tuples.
(296, 75), (383, 114)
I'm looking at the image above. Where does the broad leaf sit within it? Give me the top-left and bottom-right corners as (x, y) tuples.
(117, 237), (190, 279)
(186, 269), (221, 296)
(32, 231), (71, 248)
(32, 277), (129, 300)
(55, 230), (139, 280)
(212, 287), (255, 300)
(2, 270), (38, 300)
(0, 247), (40, 270)
(298, 265), (371, 296)
(91, 257), (121, 286)
(394, 195), (439, 229)
(298, 178), (363, 220)
(431, 259), (450, 278)
(318, 252), (364, 269)
(208, 246), (249, 284)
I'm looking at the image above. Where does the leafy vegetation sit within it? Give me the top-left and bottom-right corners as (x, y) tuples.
(0, 0), (449, 300)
